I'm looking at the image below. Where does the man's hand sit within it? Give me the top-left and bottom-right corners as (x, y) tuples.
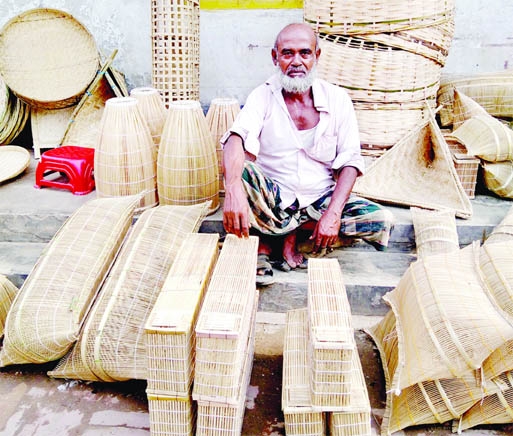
(310, 209), (341, 253)
(223, 181), (251, 238)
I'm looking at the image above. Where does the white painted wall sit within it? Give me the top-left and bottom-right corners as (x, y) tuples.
(1, 1), (511, 107)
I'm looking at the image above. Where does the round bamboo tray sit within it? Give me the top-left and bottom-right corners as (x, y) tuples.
(0, 146), (30, 183)
(304, 0), (455, 35)
(0, 8), (99, 109)
(317, 34), (442, 104)
(0, 76), (29, 145)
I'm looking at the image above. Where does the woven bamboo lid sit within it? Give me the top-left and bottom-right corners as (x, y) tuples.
(0, 8), (99, 109)
(0, 145), (30, 183)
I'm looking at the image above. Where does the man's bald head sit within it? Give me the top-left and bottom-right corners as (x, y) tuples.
(274, 23), (319, 52)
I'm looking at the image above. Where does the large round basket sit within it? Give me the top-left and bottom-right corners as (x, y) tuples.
(0, 146), (30, 183)
(157, 100), (219, 214)
(0, 8), (99, 109)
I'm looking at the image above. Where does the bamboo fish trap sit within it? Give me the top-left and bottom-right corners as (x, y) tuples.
(307, 258), (356, 409)
(485, 205), (513, 245)
(482, 161), (513, 199)
(205, 97), (241, 192)
(151, 0), (200, 105)
(130, 87), (167, 148)
(0, 196), (139, 367)
(0, 275), (17, 338)
(410, 207), (459, 259)
(95, 97), (158, 212)
(193, 234), (259, 404)
(450, 114), (513, 162)
(157, 100), (219, 215)
(48, 203), (211, 382)
(352, 117), (473, 219)
(145, 233), (219, 396)
(195, 292), (258, 436)
(383, 242), (513, 394)
(282, 309), (326, 436)
(0, 8), (99, 109)
(147, 392), (195, 436)
(451, 89), (489, 130)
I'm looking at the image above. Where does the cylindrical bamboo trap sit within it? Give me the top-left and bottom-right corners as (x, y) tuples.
(95, 97), (158, 211)
(151, 0), (200, 106)
(130, 87), (167, 148)
(0, 8), (99, 109)
(157, 100), (219, 215)
(482, 161), (513, 199)
(205, 97), (240, 193)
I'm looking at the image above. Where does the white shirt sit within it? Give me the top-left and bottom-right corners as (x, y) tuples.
(221, 74), (364, 209)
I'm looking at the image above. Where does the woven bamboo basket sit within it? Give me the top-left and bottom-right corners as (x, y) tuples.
(282, 309), (326, 436)
(95, 97), (158, 211)
(48, 203), (210, 382)
(0, 275), (17, 338)
(195, 293), (257, 436)
(31, 106), (75, 159)
(151, 0), (200, 106)
(353, 117), (473, 219)
(157, 100), (219, 215)
(0, 146), (30, 184)
(0, 196), (139, 367)
(450, 114), (513, 162)
(485, 205), (513, 245)
(355, 100), (433, 150)
(383, 242), (513, 394)
(303, 0), (455, 35)
(147, 391), (195, 436)
(130, 87), (167, 148)
(0, 8), (99, 109)
(317, 34), (442, 104)
(205, 98), (241, 193)
(410, 207), (459, 259)
(193, 235), (258, 404)
(0, 80), (29, 145)
(145, 233), (219, 395)
(307, 258), (356, 409)
(438, 70), (513, 127)
(482, 161), (513, 199)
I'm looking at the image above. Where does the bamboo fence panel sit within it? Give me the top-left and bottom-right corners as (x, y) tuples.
(130, 87), (167, 148)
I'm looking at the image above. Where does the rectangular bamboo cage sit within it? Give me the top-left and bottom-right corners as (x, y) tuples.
(145, 233), (219, 396)
(307, 259), (356, 410)
(444, 135), (480, 199)
(147, 392), (195, 436)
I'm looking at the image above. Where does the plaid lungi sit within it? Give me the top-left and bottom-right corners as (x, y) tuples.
(241, 161), (394, 251)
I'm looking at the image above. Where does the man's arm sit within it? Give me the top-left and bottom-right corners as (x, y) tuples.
(310, 166), (358, 252)
(222, 134), (251, 238)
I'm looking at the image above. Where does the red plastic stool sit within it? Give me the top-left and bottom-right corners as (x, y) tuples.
(34, 146), (95, 195)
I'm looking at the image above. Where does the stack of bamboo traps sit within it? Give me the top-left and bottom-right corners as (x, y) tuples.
(151, 0), (200, 106)
(192, 234), (259, 435)
(95, 96), (158, 212)
(205, 97), (241, 193)
(145, 233), (219, 436)
(304, 0), (456, 150)
(157, 100), (219, 215)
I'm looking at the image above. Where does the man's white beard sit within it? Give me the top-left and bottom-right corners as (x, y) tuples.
(278, 65), (317, 94)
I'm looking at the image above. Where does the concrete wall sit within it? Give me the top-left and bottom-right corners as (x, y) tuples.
(1, 0), (512, 107)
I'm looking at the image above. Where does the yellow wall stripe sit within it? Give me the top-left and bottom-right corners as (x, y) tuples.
(201, 0), (303, 10)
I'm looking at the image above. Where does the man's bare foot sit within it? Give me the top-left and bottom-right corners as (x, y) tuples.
(281, 231), (307, 270)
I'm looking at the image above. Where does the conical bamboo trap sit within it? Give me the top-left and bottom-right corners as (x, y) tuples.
(410, 207), (459, 259)
(383, 242), (513, 393)
(451, 89), (489, 130)
(352, 117), (473, 219)
(451, 114), (513, 162)
(437, 70), (513, 127)
(0, 196), (139, 367)
(205, 97), (240, 192)
(48, 202), (210, 382)
(157, 100), (219, 215)
(147, 392), (195, 436)
(145, 233), (219, 396)
(151, 0), (200, 106)
(130, 87), (167, 148)
(193, 235), (258, 404)
(485, 205), (513, 245)
(0, 275), (17, 338)
(95, 96), (158, 211)
(482, 161), (513, 199)
(0, 8), (99, 109)
(307, 258), (356, 409)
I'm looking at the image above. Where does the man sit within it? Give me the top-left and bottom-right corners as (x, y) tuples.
(221, 23), (394, 285)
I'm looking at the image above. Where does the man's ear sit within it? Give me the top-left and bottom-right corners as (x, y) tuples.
(315, 47), (321, 61)
(271, 48), (278, 66)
